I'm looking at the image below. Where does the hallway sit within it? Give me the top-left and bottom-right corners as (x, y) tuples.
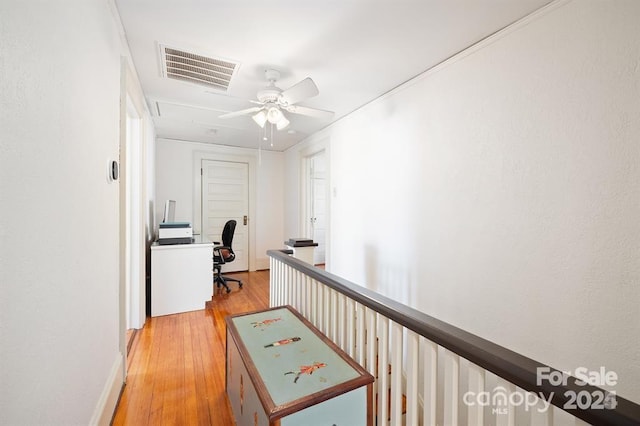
(112, 271), (270, 425)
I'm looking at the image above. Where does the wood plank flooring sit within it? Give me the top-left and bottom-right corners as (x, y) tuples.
(112, 270), (270, 426)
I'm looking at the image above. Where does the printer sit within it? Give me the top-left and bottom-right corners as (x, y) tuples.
(158, 222), (193, 245)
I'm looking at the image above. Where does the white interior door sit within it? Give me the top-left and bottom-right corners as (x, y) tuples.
(201, 160), (249, 272)
(308, 151), (327, 265)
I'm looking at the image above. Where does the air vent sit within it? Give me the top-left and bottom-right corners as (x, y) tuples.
(159, 45), (239, 91)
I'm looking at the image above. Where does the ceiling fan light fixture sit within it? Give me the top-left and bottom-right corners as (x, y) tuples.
(252, 110), (267, 128)
(266, 106), (283, 124)
(276, 116), (290, 130)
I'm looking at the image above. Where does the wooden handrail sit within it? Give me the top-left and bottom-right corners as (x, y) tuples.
(267, 249), (640, 425)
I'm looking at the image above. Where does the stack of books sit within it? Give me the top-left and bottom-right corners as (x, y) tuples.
(285, 238), (318, 247)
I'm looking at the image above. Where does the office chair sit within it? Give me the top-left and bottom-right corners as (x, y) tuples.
(213, 220), (243, 293)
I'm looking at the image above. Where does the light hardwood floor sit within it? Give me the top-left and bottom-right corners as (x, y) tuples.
(112, 270), (270, 426)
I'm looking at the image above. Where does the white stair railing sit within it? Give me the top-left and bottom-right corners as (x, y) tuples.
(268, 250), (639, 426)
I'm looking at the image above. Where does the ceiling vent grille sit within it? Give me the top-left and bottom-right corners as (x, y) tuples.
(160, 45), (238, 91)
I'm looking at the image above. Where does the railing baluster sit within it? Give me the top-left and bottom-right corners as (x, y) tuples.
(309, 278), (317, 326)
(276, 260), (284, 305)
(287, 268), (297, 306)
(322, 285), (330, 335)
(422, 337), (437, 426)
(297, 271), (304, 314)
(283, 264), (290, 305)
(405, 330), (419, 426)
(303, 272), (307, 314)
(329, 289), (338, 342)
(467, 362), (485, 426)
(346, 298), (356, 358)
(315, 280), (323, 332)
(289, 265), (295, 305)
(288, 265), (294, 306)
(270, 257), (277, 306)
(494, 380), (515, 426)
(300, 274), (309, 318)
(507, 382), (516, 426)
(365, 307), (378, 418)
(269, 257), (275, 306)
(378, 316), (390, 425)
(530, 390), (553, 425)
(337, 293), (346, 349)
(269, 258), (282, 307)
(356, 302), (366, 365)
(292, 269), (299, 309)
(443, 349), (460, 426)
(390, 321), (403, 425)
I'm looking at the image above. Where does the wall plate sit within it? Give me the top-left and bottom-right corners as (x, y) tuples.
(108, 160), (119, 182)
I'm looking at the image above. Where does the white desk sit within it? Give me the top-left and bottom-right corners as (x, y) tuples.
(150, 236), (213, 317)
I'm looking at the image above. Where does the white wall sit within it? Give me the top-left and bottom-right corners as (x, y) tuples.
(0, 1), (135, 424)
(286, 0), (640, 402)
(255, 150), (286, 268)
(155, 139), (284, 269)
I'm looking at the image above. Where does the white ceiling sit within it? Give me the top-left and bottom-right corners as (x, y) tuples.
(115, 0), (552, 151)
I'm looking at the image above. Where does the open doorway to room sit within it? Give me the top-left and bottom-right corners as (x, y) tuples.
(302, 150), (328, 265)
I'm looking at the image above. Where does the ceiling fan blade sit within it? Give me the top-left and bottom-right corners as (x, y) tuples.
(285, 104), (334, 120)
(279, 78), (319, 105)
(218, 106), (263, 119)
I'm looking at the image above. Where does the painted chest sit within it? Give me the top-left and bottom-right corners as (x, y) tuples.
(225, 305), (374, 426)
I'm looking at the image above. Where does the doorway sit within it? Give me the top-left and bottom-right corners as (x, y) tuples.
(201, 159), (249, 272)
(304, 150), (327, 265)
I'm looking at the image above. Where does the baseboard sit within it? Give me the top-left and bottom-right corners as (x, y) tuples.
(89, 352), (125, 426)
(255, 257), (270, 271)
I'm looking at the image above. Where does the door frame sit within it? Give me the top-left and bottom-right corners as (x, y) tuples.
(125, 96), (145, 330)
(193, 150), (257, 271)
(299, 143), (330, 266)
(118, 60), (148, 382)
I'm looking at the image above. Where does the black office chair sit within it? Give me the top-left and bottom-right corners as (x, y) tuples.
(213, 220), (243, 293)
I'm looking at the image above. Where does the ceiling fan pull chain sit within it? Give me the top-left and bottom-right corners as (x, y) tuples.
(258, 128), (262, 166)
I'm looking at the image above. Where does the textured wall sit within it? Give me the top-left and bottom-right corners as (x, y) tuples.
(292, 0), (640, 403)
(0, 1), (125, 424)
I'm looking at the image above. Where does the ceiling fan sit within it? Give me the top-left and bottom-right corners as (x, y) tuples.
(219, 69), (334, 130)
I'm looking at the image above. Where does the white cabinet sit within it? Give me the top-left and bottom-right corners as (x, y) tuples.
(285, 239), (318, 265)
(150, 237), (213, 317)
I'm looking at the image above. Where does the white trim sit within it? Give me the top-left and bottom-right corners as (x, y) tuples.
(118, 59), (128, 384)
(89, 353), (124, 426)
(193, 149), (258, 271)
(125, 94), (146, 330)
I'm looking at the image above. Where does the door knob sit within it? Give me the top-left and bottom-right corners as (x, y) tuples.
(243, 215), (248, 225)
